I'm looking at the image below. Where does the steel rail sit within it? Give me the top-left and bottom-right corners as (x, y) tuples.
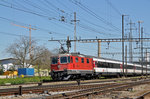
(0, 77), (148, 96)
(46, 79), (150, 99)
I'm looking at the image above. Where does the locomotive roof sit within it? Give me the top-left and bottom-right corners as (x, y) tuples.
(57, 53), (143, 66)
(58, 53), (121, 61)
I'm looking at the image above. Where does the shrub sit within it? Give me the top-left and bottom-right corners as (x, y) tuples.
(0, 69), (3, 75)
(0, 76), (52, 85)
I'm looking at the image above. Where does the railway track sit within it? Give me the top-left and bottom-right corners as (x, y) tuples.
(46, 79), (150, 99)
(135, 91), (150, 99)
(0, 77), (148, 97)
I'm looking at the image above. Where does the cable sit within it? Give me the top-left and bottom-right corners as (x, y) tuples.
(56, 0), (120, 37)
(44, 0), (65, 13)
(78, 23), (116, 37)
(22, 0), (57, 16)
(56, 0), (73, 12)
(0, 16), (67, 35)
(69, 0), (121, 31)
(0, 2), (56, 20)
(79, 17), (114, 32)
(2, 0), (38, 15)
(105, 0), (122, 16)
(0, 31), (27, 37)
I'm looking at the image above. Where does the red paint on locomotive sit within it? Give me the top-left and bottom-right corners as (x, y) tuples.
(51, 54), (94, 71)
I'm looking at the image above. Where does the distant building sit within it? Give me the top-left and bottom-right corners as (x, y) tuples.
(0, 58), (17, 72)
(0, 58), (33, 72)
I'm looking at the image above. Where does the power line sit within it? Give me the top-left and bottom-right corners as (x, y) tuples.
(69, 0), (121, 31)
(78, 17), (114, 32)
(0, 31), (53, 40)
(1, 0), (39, 15)
(22, 0), (57, 16)
(0, 2), (56, 20)
(0, 16), (66, 35)
(44, 0), (65, 13)
(78, 23), (114, 37)
(105, 0), (122, 15)
(56, 0), (73, 12)
(0, 31), (26, 37)
(1, 0), (118, 38)
(57, 0), (121, 37)
(56, 0), (116, 34)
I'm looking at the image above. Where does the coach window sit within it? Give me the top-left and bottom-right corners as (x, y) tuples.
(81, 58), (84, 63)
(75, 57), (78, 62)
(97, 62), (101, 67)
(87, 59), (89, 63)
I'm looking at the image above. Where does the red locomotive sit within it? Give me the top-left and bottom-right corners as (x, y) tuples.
(50, 53), (150, 80)
(51, 53), (95, 80)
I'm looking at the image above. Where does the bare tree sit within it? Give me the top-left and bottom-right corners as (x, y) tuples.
(33, 47), (52, 69)
(33, 47), (52, 76)
(6, 36), (48, 68)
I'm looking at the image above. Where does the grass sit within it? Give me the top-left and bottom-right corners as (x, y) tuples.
(0, 76), (52, 85)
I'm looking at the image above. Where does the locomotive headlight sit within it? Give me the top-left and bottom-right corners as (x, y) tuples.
(58, 65), (61, 69)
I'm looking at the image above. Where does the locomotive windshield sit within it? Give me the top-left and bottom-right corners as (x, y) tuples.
(60, 56), (68, 63)
(60, 56), (71, 63)
(51, 57), (58, 64)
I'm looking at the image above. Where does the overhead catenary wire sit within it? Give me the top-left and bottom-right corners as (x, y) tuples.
(1, 0), (119, 38)
(56, 0), (120, 37)
(0, 0), (75, 33)
(105, 0), (122, 16)
(78, 23), (116, 37)
(69, 0), (121, 32)
(0, 16), (67, 35)
(0, 3), (55, 19)
(22, 0), (58, 16)
(1, 0), (40, 15)
(44, 0), (65, 13)
(0, 31), (54, 40)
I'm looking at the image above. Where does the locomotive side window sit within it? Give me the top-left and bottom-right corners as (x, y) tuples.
(71, 57), (73, 63)
(60, 56), (67, 63)
(87, 59), (89, 63)
(81, 58), (84, 63)
(75, 57), (78, 62)
(68, 56), (70, 63)
(51, 57), (58, 64)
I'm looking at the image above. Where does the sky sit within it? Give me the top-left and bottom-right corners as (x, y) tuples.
(0, 0), (150, 61)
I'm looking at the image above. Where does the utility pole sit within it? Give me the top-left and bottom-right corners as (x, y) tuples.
(141, 27), (144, 75)
(138, 21), (143, 62)
(98, 40), (101, 57)
(128, 20), (136, 63)
(145, 48), (148, 77)
(11, 23), (36, 59)
(138, 21), (143, 41)
(125, 45), (127, 76)
(122, 15), (125, 76)
(71, 12), (79, 52)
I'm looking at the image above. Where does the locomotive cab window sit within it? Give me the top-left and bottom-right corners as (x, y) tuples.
(71, 57), (73, 63)
(68, 56), (70, 63)
(51, 57), (58, 64)
(87, 59), (89, 63)
(81, 58), (84, 63)
(75, 57), (78, 62)
(60, 56), (67, 63)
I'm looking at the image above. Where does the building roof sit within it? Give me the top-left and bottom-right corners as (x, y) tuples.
(0, 58), (17, 65)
